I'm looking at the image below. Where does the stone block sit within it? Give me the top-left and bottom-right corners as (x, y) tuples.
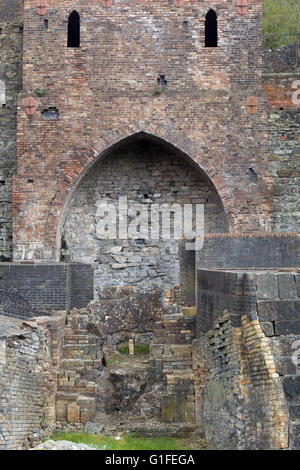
(282, 376), (300, 402)
(182, 307), (197, 316)
(258, 300), (300, 322)
(256, 273), (278, 300)
(296, 274), (300, 299)
(162, 395), (176, 423)
(275, 321), (300, 336)
(289, 423), (300, 450)
(289, 404), (300, 421)
(269, 335), (300, 356)
(67, 402), (80, 423)
(278, 274), (297, 299)
(260, 321), (275, 337)
(274, 357), (297, 376)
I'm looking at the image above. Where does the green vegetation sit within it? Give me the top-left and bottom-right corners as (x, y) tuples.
(51, 431), (207, 450)
(117, 344), (150, 355)
(153, 86), (165, 96)
(263, 0), (300, 48)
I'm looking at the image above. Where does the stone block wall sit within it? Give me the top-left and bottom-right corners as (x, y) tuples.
(0, 263), (94, 319)
(62, 140), (225, 291)
(256, 271), (300, 449)
(262, 61), (300, 234)
(0, 317), (55, 450)
(0, 0), (23, 260)
(151, 306), (197, 424)
(196, 268), (300, 449)
(263, 44), (299, 74)
(267, 108), (300, 233)
(196, 233), (300, 270)
(55, 308), (102, 425)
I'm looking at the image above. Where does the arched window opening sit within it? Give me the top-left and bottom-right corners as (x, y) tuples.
(205, 9), (218, 47)
(68, 11), (80, 48)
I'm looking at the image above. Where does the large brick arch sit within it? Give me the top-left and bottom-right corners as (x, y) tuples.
(45, 124), (236, 255)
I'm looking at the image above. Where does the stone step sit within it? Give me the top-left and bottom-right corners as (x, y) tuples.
(60, 358), (101, 369)
(64, 337), (90, 345)
(117, 422), (197, 438)
(182, 307), (197, 316)
(64, 334), (89, 340)
(63, 344), (97, 352)
(164, 370), (194, 380)
(57, 386), (96, 395)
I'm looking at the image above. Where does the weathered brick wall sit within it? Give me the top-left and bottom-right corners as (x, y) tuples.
(151, 309), (196, 424)
(263, 54), (300, 233)
(196, 269), (290, 450)
(256, 271), (300, 450)
(196, 233), (300, 270)
(267, 109), (300, 233)
(0, 317), (54, 450)
(0, 0), (23, 260)
(196, 268), (300, 449)
(0, 263), (94, 319)
(13, 0), (272, 261)
(63, 140), (225, 290)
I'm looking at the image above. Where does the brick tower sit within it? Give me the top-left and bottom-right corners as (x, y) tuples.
(13, 0), (271, 270)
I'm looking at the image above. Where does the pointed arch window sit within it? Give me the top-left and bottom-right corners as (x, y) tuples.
(205, 10), (218, 47)
(68, 11), (80, 48)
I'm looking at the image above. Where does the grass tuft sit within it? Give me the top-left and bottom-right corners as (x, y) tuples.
(117, 344), (150, 355)
(51, 431), (207, 450)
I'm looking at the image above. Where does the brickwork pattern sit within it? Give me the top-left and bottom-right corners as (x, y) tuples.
(196, 268), (300, 449)
(200, 313), (288, 450)
(150, 299), (197, 424)
(0, 263), (94, 319)
(0, 0), (23, 260)
(13, 0), (272, 260)
(56, 309), (102, 424)
(267, 109), (300, 233)
(0, 318), (54, 450)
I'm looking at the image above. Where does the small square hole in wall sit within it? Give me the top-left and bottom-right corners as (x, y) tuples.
(248, 168), (257, 183)
(183, 20), (188, 29)
(0, 181), (5, 186)
(42, 107), (59, 120)
(27, 179), (34, 184)
(44, 20), (48, 30)
(157, 75), (167, 87)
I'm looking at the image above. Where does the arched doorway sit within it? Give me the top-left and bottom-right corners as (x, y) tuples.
(61, 134), (226, 291)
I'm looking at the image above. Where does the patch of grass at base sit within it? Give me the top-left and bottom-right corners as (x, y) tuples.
(51, 431), (207, 450)
(117, 344), (150, 355)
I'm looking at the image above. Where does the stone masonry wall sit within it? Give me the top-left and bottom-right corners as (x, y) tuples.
(0, 316), (54, 450)
(13, 0), (272, 261)
(0, 0), (23, 260)
(196, 233), (300, 270)
(256, 271), (300, 450)
(63, 140), (226, 290)
(262, 58), (300, 233)
(0, 263), (94, 320)
(196, 269), (290, 450)
(268, 109), (300, 233)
